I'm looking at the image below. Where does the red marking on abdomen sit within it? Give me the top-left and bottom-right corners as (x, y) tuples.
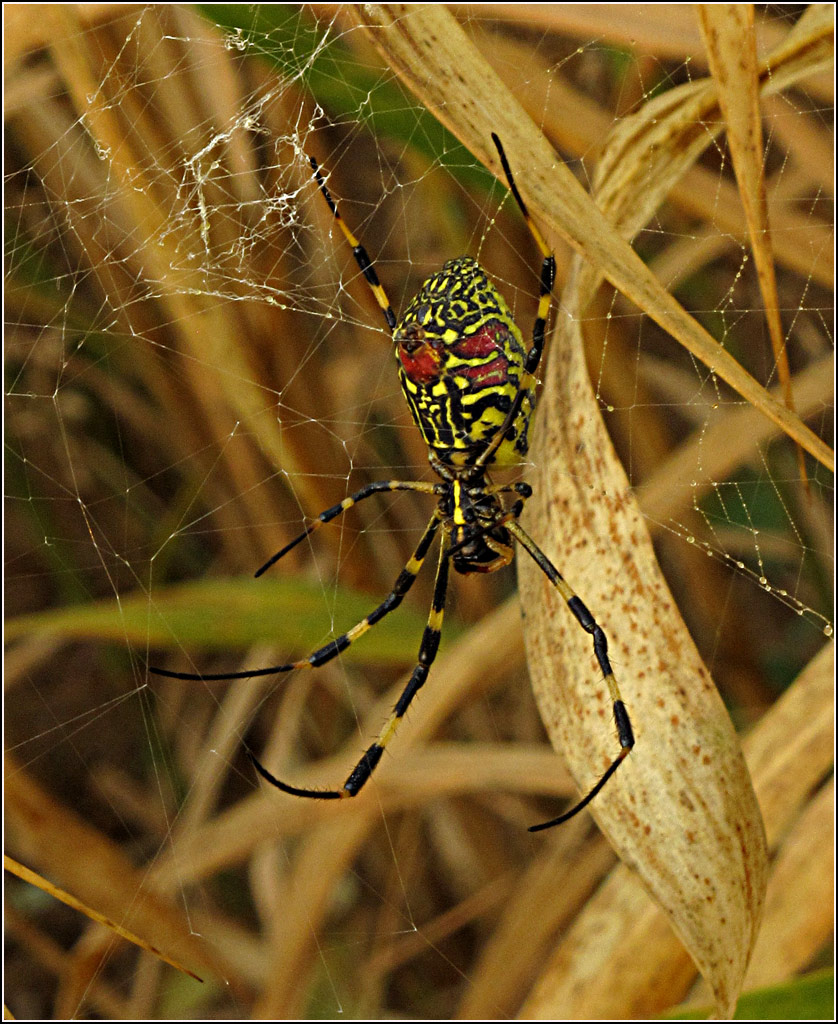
(398, 344), (441, 383)
(452, 326), (501, 359)
(459, 355), (508, 385)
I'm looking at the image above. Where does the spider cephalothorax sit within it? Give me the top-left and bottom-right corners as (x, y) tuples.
(150, 135), (634, 831)
(438, 472), (530, 575)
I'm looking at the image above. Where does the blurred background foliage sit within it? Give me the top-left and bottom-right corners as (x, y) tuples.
(4, 4), (833, 1019)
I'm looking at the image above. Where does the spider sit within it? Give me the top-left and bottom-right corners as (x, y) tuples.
(151, 134), (634, 831)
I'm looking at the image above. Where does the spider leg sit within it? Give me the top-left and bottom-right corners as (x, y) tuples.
(480, 481), (533, 500)
(255, 479), (440, 577)
(507, 521), (635, 831)
(250, 529), (451, 801)
(310, 155), (397, 331)
(149, 510), (441, 683)
(476, 135), (556, 469)
(490, 133), (555, 381)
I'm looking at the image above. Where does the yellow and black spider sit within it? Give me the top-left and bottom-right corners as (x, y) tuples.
(151, 134), (634, 831)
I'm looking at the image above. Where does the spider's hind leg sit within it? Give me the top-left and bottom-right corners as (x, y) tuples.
(247, 517), (450, 801)
(507, 521), (635, 831)
(340, 529), (451, 798)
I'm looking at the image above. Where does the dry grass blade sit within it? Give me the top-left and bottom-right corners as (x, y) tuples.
(697, 4), (806, 484)
(515, 641), (833, 1019)
(520, 308), (766, 1021)
(476, 26), (832, 289)
(744, 640), (833, 850)
(4, 855), (203, 984)
(671, 639), (834, 1008)
(585, 5), (833, 312)
(741, 778), (833, 991)
(472, 2), (794, 65)
(456, 826), (618, 1018)
(4, 757), (227, 994)
(520, 864), (698, 1019)
(721, 647), (831, 999)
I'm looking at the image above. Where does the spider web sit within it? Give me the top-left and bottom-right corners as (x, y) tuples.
(4, 5), (833, 1019)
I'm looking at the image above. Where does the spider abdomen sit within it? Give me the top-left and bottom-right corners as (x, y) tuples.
(394, 257), (534, 467)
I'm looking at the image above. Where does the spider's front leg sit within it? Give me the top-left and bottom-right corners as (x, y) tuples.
(254, 479), (440, 578)
(475, 134), (556, 470)
(149, 503), (440, 685)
